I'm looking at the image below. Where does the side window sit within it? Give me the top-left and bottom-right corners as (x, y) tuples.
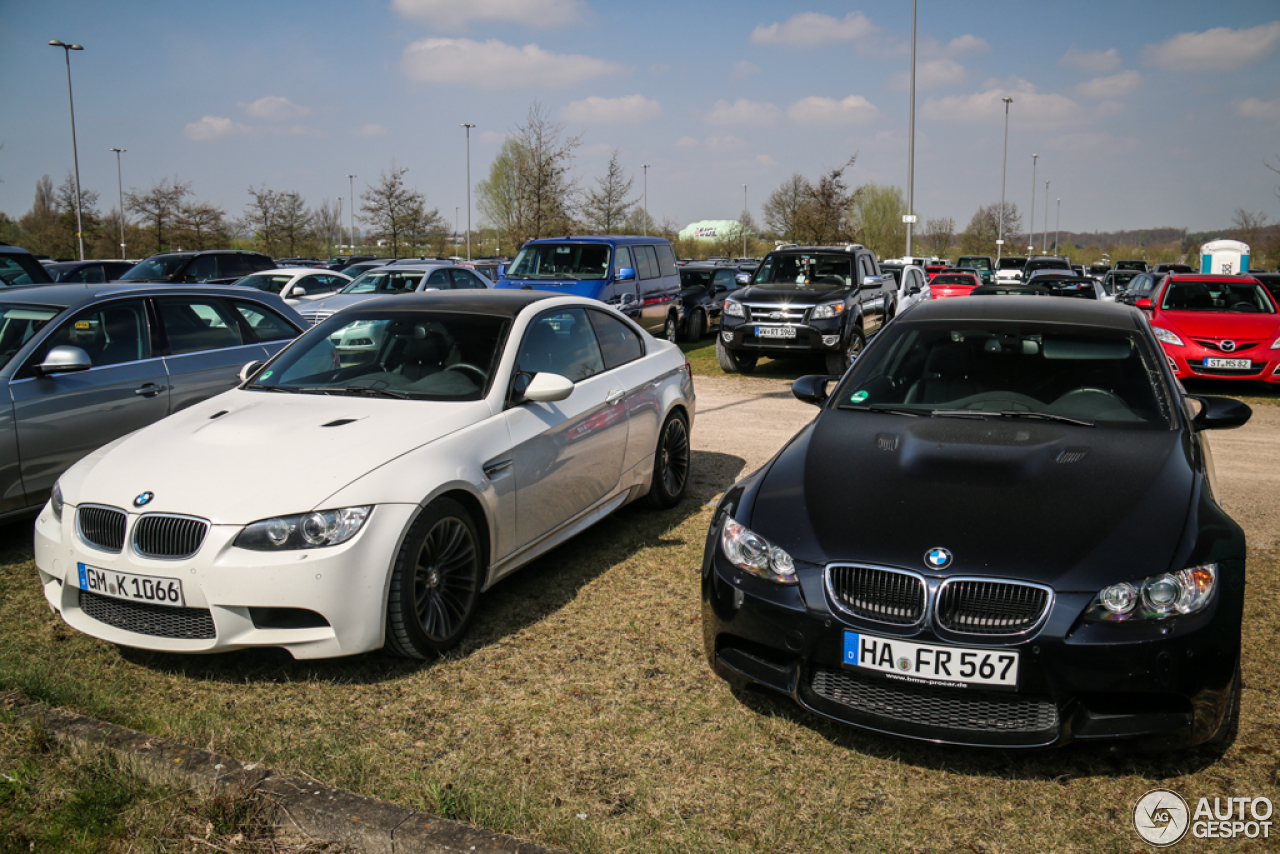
(184, 255), (219, 282)
(30, 300), (151, 369)
(157, 298), (244, 354)
(425, 269), (451, 289)
(313, 275), (342, 293)
(218, 255), (249, 279)
(634, 246), (659, 280)
(613, 246), (634, 275)
(655, 243), (678, 277)
(712, 270), (737, 291)
(231, 301), (298, 343)
(517, 308), (605, 382)
(449, 269), (484, 289)
(858, 255), (875, 282)
(67, 265), (105, 284)
(587, 310), (643, 370)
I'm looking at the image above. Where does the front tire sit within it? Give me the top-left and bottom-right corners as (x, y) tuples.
(682, 309), (705, 342)
(385, 498), (482, 658)
(825, 327), (865, 376)
(645, 411), (691, 508)
(716, 336), (757, 374)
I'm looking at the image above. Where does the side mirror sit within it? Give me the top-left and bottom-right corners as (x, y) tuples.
(1192, 395), (1251, 430)
(523, 372), (574, 403)
(860, 275), (885, 290)
(289, 286), (306, 297)
(1136, 297), (1153, 310)
(792, 374), (838, 407)
(616, 267), (637, 282)
(907, 285), (920, 295)
(35, 345), (92, 377)
(239, 360), (265, 383)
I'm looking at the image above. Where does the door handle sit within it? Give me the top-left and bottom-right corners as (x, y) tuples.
(605, 389), (625, 405)
(134, 383), (166, 397)
(483, 458), (513, 479)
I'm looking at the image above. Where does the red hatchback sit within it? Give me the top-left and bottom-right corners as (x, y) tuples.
(1147, 274), (1280, 382)
(929, 271), (981, 299)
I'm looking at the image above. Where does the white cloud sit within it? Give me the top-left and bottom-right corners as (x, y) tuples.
(390, 0), (584, 30)
(580, 142), (614, 157)
(356, 124), (388, 137)
(1235, 97), (1280, 120)
(705, 99), (779, 125)
(240, 95), (309, 120)
(675, 136), (699, 150)
(649, 63), (670, 77)
(750, 12), (876, 47)
(730, 60), (759, 81)
(704, 136), (746, 152)
(889, 58), (966, 90)
(1074, 70), (1142, 99)
(1044, 132), (1140, 154)
(922, 79), (1081, 128)
(400, 38), (621, 88)
(1059, 47), (1123, 73)
(1143, 21), (1280, 72)
(786, 95), (879, 125)
(479, 130), (511, 144)
(944, 35), (989, 57)
(183, 116), (249, 141)
(562, 94), (661, 124)
(755, 154), (779, 166)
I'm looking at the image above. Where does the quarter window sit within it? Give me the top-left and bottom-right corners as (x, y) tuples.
(588, 310), (643, 369)
(231, 301), (298, 342)
(157, 298), (244, 354)
(634, 246), (659, 280)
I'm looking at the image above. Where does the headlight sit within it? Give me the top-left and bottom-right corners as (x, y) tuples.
(1153, 327), (1183, 347)
(50, 481), (64, 521)
(1270, 336), (1280, 350)
(234, 506), (372, 551)
(724, 299), (744, 318)
(1086, 564), (1216, 622)
(811, 303), (845, 320)
(720, 517), (797, 584)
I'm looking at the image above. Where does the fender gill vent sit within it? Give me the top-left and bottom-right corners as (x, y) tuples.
(1056, 447), (1089, 464)
(209, 410), (228, 419)
(876, 433), (899, 451)
(322, 419), (357, 428)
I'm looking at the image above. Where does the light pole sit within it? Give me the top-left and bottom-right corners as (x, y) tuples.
(455, 206), (460, 254)
(905, 0), (918, 258)
(460, 123), (475, 260)
(347, 174), (356, 252)
(1055, 198), (1061, 254)
(109, 147), (126, 258)
(1028, 154), (1038, 254)
(50, 40), (86, 261)
(336, 197), (343, 254)
(1043, 180), (1050, 253)
(742, 183), (748, 257)
(997, 97), (1012, 264)
(642, 164), (650, 236)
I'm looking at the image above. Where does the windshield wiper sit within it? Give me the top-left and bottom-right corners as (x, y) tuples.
(929, 409), (1095, 427)
(929, 409), (989, 419)
(336, 385), (410, 399)
(847, 404), (924, 416)
(245, 383), (298, 393)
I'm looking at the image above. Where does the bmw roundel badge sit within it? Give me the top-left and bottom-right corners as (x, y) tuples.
(924, 547), (952, 570)
(134, 491), (155, 508)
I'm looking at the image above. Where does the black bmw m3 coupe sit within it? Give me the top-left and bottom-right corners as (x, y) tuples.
(702, 297), (1251, 750)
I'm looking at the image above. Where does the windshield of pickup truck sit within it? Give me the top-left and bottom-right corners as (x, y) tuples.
(958, 256), (993, 271)
(753, 253), (854, 290)
(505, 243), (611, 280)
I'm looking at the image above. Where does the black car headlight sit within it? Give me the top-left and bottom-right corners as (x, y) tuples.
(50, 481), (65, 521)
(724, 299), (744, 318)
(810, 302), (844, 320)
(235, 506), (372, 551)
(720, 517), (797, 584)
(1086, 564), (1216, 622)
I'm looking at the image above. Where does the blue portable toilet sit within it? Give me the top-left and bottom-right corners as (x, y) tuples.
(1200, 239), (1250, 275)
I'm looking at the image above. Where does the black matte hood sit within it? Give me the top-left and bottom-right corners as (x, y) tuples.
(732, 286), (850, 305)
(747, 411), (1194, 592)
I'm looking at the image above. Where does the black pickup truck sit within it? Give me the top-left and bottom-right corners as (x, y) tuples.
(716, 243), (894, 376)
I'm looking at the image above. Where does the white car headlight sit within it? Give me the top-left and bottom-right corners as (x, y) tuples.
(50, 481), (64, 521)
(1087, 564), (1216, 622)
(810, 303), (845, 320)
(724, 299), (744, 318)
(1153, 327), (1183, 347)
(235, 506), (372, 551)
(720, 517), (797, 584)
(1270, 336), (1280, 350)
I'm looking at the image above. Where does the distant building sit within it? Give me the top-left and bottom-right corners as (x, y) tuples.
(679, 220), (743, 241)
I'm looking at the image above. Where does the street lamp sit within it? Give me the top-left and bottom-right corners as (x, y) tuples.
(347, 174), (356, 252)
(905, 0), (918, 258)
(460, 124), (475, 260)
(1055, 198), (1061, 254)
(642, 164), (650, 236)
(742, 183), (748, 257)
(997, 97), (1012, 264)
(1043, 180), (1050, 253)
(455, 206), (460, 253)
(50, 40), (86, 261)
(109, 147), (126, 258)
(1028, 154), (1038, 254)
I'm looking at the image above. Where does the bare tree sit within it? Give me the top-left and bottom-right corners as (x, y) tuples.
(1231, 208), (1269, 250)
(361, 165), (442, 258)
(241, 185), (284, 257)
(793, 157), (860, 245)
(762, 173), (809, 242)
(175, 201), (228, 250)
(476, 138), (523, 249)
(581, 150), (636, 234)
(126, 177), (191, 255)
(920, 216), (954, 258)
(276, 191), (312, 257)
(312, 198), (344, 254)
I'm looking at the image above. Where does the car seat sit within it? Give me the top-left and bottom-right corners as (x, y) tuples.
(395, 327), (448, 381)
(904, 343), (984, 404)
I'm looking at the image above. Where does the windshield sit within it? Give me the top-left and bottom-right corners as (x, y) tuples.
(340, 270), (427, 294)
(249, 311), (510, 401)
(958, 257), (993, 271)
(1160, 280), (1276, 313)
(237, 273), (294, 293)
(835, 321), (1173, 429)
(506, 243), (611, 280)
(753, 253), (853, 292)
(0, 304), (61, 371)
(997, 258), (1026, 271)
(119, 255), (190, 281)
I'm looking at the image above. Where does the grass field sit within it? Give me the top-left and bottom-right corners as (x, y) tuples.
(2, 336), (1278, 853)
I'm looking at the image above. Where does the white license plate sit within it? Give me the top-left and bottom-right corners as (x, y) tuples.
(78, 563), (186, 608)
(757, 326), (796, 338)
(843, 632), (1018, 690)
(1204, 358), (1251, 369)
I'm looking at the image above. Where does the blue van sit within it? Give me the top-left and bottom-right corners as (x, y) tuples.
(495, 235), (682, 340)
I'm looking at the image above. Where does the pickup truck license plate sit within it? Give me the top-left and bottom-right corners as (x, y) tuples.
(757, 326), (796, 339)
(1204, 358), (1251, 370)
(78, 563), (186, 608)
(843, 632), (1018, 690)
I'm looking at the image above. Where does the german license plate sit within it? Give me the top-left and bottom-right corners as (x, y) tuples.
(843, 632), (1018, 690)
(757, 326), (796, 338)
(1204, 358), (1251, 369)
(78, 563), (186, 608)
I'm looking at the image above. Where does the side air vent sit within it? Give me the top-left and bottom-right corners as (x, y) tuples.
(322, 419), (357, 428)
(1055, 447), (1089, 464)
(876, 433), (899, 452)
(209, 410), (228, 419)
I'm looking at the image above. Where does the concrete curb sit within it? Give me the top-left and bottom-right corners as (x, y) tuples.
(2, 691), (570, 854)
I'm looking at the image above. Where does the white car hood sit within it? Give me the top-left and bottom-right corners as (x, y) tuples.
(65, 390), (494, 524)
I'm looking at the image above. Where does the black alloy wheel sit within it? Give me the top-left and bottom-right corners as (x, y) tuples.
(646, 411), (691, 508)
(825, 327), (865, 376)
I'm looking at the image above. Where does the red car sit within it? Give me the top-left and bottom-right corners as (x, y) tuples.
(929, 271), (981, 299)
(925, 263), (949, 281)
(1146, 274), (1280, 382)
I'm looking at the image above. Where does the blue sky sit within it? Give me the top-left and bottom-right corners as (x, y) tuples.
(3, 0), (1279, 238)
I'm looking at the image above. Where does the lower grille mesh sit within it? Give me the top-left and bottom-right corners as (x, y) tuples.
(811, 666), (1058, 734)
(78, 590), (215, 640)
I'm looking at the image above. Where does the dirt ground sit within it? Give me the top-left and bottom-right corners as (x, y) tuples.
(688, 374), (1280, 552)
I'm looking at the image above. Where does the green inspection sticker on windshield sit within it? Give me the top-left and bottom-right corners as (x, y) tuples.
(260, 371), (272, 380)
(850, 390), (868, 403)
